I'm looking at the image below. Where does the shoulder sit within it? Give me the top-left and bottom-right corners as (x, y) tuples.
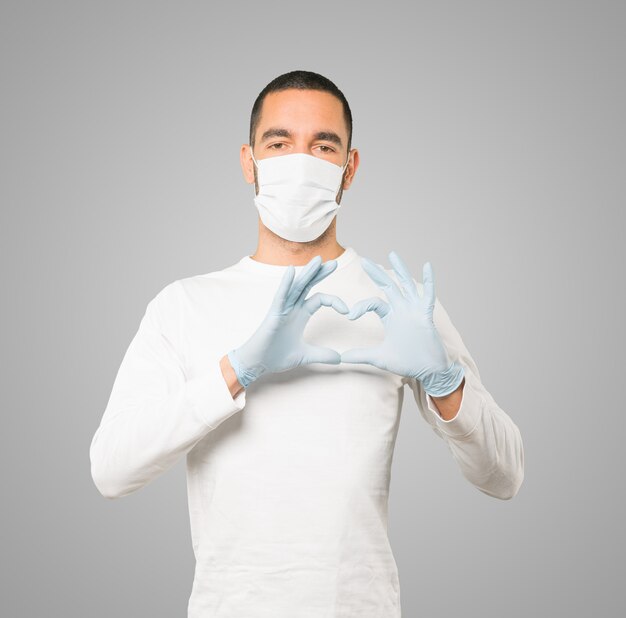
(145, 280), (182, 327)
(149, 263), (243, 324)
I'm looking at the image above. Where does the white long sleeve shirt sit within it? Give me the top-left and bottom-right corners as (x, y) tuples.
(90, 245), (524, 617)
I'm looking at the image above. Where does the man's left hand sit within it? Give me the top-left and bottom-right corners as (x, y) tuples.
(341, 250), (465, 397)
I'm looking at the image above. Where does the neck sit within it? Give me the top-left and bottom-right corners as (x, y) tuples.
(250, 220), (345, 266)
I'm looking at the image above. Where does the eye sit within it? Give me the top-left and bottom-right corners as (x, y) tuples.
(317, 145), (335, 153)
(268, 143), (285, 150)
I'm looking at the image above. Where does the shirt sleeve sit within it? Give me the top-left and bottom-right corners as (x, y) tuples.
(404, 292), (525, 500)
(89, 282), (246, 499)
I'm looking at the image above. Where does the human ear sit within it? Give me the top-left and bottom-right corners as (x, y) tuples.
(342, 148), (360, 190)
(240, 144), (255, 184)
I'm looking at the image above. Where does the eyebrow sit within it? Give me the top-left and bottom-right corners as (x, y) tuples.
(315, 131), (343, 147)
(260, 127), (343, 147)
(260, 127), (290, 142)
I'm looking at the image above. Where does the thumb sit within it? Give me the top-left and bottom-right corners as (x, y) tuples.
(301, 344), (341, 365)
(340, 346), (379, 365)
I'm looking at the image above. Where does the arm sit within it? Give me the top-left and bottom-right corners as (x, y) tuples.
(429, 376), (465, 420)
(89, 283), (246, 499)
(406, 296), (524, 500)
(220, 353), (245, 398)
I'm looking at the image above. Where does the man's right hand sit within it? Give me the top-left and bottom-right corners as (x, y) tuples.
(226, 255), (348, 388)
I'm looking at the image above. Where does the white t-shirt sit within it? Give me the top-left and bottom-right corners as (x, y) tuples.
(90, 246), (524, 617)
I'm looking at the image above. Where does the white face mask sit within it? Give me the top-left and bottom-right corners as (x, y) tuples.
(250, 148), (350, 242)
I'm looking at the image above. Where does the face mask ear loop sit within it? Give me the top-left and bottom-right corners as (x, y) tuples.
(250, 147), (261, 196)
(342, 152), (350, 173)
(337, 151), (350, 194)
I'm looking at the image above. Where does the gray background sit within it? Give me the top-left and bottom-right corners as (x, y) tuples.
(2, 0), (624, 616)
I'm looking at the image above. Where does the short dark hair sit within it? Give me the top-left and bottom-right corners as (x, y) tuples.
(249, 70), (353, 152)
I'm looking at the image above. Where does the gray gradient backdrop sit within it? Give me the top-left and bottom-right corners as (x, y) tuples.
(2, 1), (624, 616)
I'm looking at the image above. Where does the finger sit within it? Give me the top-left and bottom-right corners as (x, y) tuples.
(286, 255), (324, 307)
(422, 261), (435, 307)
(361, 257), (405, 304)
(303, 292), (350, 315)
(301, 343), (341, 365)
(388, 250), (419, 301)
(296, 259), (338, 304)
(340, 345), (382, 365)
(270, 265), (296, 312)
(346, 296), (390, 320)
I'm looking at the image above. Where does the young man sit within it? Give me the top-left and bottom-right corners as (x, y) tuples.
(90, 70), (524, 617)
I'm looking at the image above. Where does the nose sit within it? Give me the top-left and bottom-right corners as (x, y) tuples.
(292, 142), (309, 155)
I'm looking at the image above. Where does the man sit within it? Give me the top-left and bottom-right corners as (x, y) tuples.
(90, 70), (524, 617)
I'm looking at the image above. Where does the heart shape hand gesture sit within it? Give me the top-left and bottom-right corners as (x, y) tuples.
(227, 250), (464, 397)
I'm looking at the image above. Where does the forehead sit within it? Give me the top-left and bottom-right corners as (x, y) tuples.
(256, 89), (348, 138)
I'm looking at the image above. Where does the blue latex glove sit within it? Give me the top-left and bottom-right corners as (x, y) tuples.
(227, 255), (349, 388)
(341, 250), (465, 397)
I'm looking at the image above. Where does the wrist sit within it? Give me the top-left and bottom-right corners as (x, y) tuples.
(227, 348), (264, 388)
(220, 354), (245, 397)
(421, 361), (465, 397)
